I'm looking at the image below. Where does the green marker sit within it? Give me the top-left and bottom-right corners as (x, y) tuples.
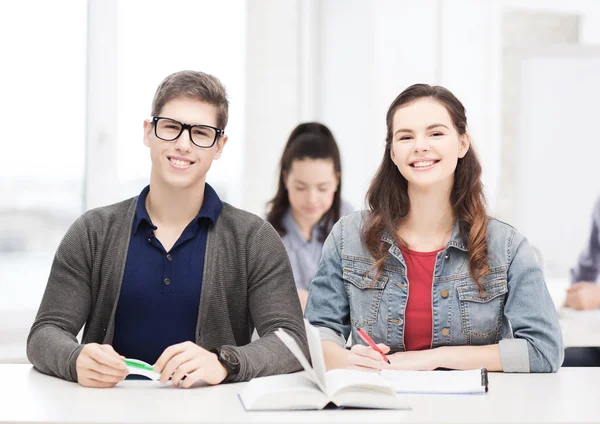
(124, 358), (154, 371)
(123, 358), (161, 380)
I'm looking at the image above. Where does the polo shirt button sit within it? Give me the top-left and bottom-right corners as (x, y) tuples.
(166, 254), (172, 261)
(441, 328), (450, 336)
(164, 278), (171, 286)
(147, 238), (152, 244)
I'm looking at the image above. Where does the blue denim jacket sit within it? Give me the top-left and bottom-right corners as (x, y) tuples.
(305, 211), (564, 372)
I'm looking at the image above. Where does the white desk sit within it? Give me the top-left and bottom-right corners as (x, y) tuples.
(2, 364), (599, 424)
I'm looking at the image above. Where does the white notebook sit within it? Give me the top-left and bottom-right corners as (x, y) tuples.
(238, 320), (409, 411)
(380, 368), (489, 394)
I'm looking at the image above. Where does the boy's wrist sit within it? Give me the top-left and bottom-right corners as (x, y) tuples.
(212, 347), (240, 382)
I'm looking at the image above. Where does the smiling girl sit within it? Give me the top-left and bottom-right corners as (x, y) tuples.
(305, 84), (563, 373)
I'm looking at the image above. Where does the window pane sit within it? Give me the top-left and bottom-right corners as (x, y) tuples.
(0, 1), (86, 362)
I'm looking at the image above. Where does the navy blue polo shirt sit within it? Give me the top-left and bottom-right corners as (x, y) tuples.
(112, 184), (222, 365)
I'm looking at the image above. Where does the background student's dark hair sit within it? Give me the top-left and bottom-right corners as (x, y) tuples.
(362, 83), (490, 289)
(267, 123), (342, 243)
(285, 122), (335, 149)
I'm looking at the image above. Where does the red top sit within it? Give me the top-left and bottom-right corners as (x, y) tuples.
(400, 247), (443, 351)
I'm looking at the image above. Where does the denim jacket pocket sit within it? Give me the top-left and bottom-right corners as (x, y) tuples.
(457, 278), (508, 342)
(343, 268), (389, 328)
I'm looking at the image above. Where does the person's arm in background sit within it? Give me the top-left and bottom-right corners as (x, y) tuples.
(26, 215), (128, 385)
(566, 197), (600, 310)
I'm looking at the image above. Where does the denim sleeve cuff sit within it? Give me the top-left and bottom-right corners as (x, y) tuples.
(317, 326), (346, 348)
(499, 338), (530, 373)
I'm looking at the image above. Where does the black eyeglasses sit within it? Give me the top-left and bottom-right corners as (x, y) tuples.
(151, 116), (224, 148)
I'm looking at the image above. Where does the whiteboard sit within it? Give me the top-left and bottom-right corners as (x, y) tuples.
(515, 46), (600, 279)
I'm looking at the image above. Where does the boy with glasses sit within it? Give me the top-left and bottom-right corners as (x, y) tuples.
(27, 70), (308, 388)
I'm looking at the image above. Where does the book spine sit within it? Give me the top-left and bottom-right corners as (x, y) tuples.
(481, 368), (489, 392)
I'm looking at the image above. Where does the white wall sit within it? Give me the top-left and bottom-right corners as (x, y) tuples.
(319, 0), (439, 211)
(243, 0), (301, 216)
(117, 0), (247, 207)
(439, 0), (600, 216)
(515, 47), (600, 278)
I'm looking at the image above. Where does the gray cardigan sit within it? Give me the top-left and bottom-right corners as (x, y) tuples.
(27, 196), (308, 383)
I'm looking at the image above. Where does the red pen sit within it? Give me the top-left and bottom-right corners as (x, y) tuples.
(356, 328), (391, 364)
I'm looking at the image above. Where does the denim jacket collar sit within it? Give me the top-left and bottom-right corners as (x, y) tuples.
(380, 221), (468, 252)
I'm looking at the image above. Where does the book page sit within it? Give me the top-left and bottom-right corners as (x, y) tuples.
(326, 369), (409, 410)
(239, 373), (328, 410)
(325, 368), (396, 396)
(380, 369), (486, 394)
(274, 328), (327, 393)
(303, 319), (328, 391)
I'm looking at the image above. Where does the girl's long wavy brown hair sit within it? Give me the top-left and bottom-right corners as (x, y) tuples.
(362, 84), (489, 289)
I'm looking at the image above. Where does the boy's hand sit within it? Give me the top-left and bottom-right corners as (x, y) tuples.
(76, 343), (128, 388)
(154, 341), (228, 388)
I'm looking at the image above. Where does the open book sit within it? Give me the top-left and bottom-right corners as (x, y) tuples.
(238, 319), (409, 410)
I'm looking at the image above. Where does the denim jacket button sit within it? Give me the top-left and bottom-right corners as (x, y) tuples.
(440, 289), (449, 298)
(441, 328), (450, 336)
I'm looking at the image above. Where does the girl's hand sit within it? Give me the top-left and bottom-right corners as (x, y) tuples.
(347, 343), (391, 371)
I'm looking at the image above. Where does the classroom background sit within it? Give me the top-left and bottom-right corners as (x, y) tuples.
(2, 0), (600, 362)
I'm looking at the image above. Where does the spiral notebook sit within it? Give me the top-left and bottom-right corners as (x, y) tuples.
(380, 368), (489, 394)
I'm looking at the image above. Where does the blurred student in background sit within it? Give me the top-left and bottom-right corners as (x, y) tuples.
(566, 197), (600, 310)
(305, 84), (563, 373)
(562, 197), (600, 366)
(267, 123), (352, 311)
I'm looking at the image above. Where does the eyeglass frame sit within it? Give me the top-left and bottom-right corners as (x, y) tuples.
(151, 116), (225, 148)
